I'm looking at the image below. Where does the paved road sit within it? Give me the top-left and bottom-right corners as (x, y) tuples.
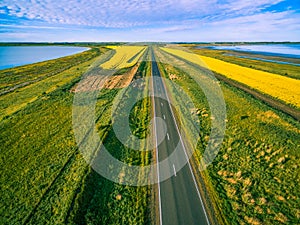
(151, 49), (210, 225)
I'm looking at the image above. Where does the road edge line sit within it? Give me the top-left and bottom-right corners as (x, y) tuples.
(151, 53), (163, 225)
(158, 58), (211, 225)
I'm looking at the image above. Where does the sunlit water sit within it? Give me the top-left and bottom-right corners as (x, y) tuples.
(0, 46), (89, 70)
(203, 44), (300, 59)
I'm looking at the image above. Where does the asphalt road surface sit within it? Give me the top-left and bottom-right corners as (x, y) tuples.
(151, 49), (210, 225)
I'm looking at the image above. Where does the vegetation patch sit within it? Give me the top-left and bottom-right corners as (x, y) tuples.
(156, 49), (300, 225)
(0, 48), (103, 94)
(101, 46), (146, 69)
(0, 50), (152, 225)
(161, 47), (300, 111)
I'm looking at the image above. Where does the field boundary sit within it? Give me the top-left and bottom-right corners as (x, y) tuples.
(213, 73), (300, 121)
(160, 47), (300, 121)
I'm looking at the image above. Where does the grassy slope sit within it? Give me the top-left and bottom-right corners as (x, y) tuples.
(159, 60), (300, 224)
(1, 79), (87, 224)
(66, 59), (152, 225)
(0, 48), (105, 121)
(0, 49), (152, 225)
(0, 49), (104, 224)
(0, 48), (102, 93)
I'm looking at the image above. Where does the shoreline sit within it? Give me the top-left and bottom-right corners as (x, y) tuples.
(224, 53), (300, 66)
(0, 46), (90, 70)
(196, 44), (300, 59)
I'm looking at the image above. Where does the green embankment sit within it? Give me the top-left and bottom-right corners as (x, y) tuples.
(0, 48), (105, 121)
(67, 59), (153, 225)
(0, 48), (101, 93)
(0, 49), (152, 224)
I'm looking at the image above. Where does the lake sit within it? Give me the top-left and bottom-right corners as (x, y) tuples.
(201, 44), (300, 59)
(0, 46), (89, 70)
(224, 53), (300, 66)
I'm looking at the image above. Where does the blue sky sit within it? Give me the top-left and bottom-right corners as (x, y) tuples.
(0, 0), (299, 42)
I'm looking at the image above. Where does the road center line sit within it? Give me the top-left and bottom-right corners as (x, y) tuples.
(151, 59), (163, 225)
(166, 133), (170, 140)
(173, 164), (177, 177)
(161, 102), (163, 106)
(163, 114), (166, 120)
(160, 68), (211, 225)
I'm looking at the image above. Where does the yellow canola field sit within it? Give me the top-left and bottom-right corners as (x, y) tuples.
(161, 47), (300, 109)
(105, 46), (118, 49)
(101, 46), (146, 69)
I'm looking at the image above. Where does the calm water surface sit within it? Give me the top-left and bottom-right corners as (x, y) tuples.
(201, 44), (300, 59)
(0, 46), (89, 70)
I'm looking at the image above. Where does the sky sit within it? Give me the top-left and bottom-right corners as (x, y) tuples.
(0, 0), (299, 42)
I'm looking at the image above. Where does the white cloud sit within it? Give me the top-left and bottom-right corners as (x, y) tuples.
(0, 0), (299, 41)
(211, 10), (291, 26)
(0, 0), (288, 28)
(0, 24), (69, 29)
(221, 0), (284, 12)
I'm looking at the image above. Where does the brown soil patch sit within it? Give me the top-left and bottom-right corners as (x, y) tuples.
(169, 73), (178, 80)
(72, 64), (139, 93)
(103, 64), (139, 89)
(72, 75), (107, 93)
(244, 216), (261, 225)
(274, 213), (288, 223)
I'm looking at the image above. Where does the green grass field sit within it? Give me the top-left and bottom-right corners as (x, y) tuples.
(1, 44), (299, 225)
(156, 47), (300, 225)
(0, 47), (153, 225)
(0, 48), (102, 93)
